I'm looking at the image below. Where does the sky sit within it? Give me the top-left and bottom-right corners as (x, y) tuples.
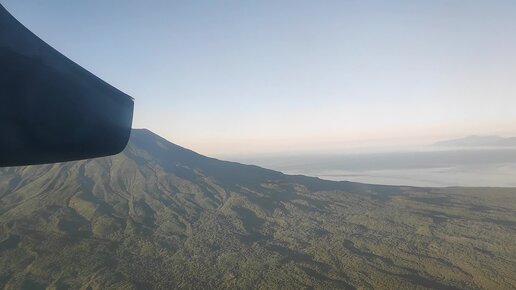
(2, 0), (516, 156)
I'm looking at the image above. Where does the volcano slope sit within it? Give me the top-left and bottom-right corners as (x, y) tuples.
(0, 129), (515, 290)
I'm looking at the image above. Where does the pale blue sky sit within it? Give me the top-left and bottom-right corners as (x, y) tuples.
(3, 0), (516, 155)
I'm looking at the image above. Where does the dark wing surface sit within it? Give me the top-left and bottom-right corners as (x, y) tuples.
(0, 4), (134, 167)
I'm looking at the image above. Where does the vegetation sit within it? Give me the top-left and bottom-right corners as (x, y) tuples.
(0, 129), (515, 289)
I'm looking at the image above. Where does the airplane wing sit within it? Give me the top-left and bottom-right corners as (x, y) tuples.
(0, 4), (134, 167)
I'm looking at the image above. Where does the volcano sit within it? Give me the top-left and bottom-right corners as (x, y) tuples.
(0, 129), (514, 289)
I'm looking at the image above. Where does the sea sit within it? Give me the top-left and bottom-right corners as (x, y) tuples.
(229, 147), (516, 187)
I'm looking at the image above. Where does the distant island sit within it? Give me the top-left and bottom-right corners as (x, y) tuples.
(434, 135), (516, 147)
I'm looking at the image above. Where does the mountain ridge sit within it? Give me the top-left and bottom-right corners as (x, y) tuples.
(434, 135), (516, 147)
(0, 129), (515, 289)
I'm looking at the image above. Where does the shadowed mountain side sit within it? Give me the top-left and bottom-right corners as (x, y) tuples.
(0, 129), (515, 289)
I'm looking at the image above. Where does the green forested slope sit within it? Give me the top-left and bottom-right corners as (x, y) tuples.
(0, 129), (515, 289)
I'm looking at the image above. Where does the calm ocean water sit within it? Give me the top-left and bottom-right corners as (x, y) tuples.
(230, 148), (516, 187)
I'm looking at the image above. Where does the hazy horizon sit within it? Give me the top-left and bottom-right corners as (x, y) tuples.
(3, 0), (516, 155)
(229, 146), (516, 187)
(3, 2), (516, 289)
